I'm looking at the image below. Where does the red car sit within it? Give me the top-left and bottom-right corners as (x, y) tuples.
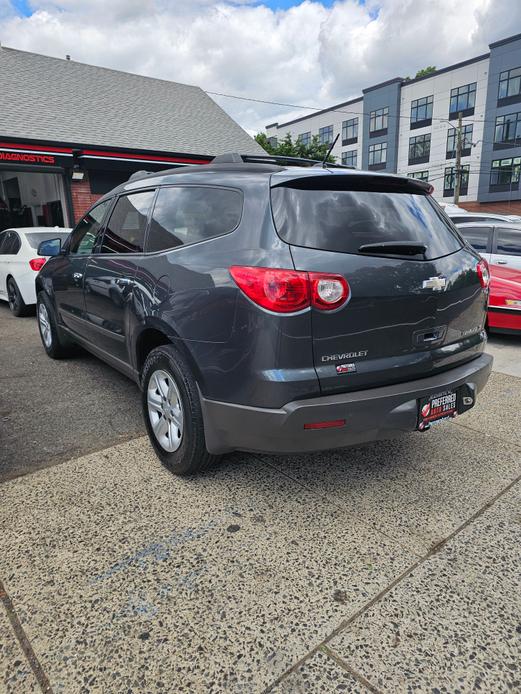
(488, 263), (521, 334)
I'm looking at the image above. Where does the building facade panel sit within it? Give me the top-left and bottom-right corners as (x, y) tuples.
(397, 57), (489, 202)
(478, 34), (521, 205)
(361, 79), (402, 173)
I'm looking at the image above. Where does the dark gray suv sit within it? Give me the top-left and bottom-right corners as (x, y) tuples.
(36, 154), (493, 475)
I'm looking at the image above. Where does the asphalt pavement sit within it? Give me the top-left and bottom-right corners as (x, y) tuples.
(0, 302), (143, 481)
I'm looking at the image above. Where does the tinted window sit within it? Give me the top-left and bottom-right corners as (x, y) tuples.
(2, 231), (21, 255)
(271, 178), (462, 260)
(459, 226), (492, 253)
(146, 186), (242, 253)
(69, 200), (112, 255)
(101, 191), (155, 254)
(496, 227), (521, 256)
(0, 231), (8, 254)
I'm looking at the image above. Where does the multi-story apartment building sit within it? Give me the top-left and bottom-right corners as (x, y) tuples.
(266, 32), (521, 213)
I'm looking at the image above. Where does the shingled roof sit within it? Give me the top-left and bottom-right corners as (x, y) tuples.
(0, 46), (263, 157)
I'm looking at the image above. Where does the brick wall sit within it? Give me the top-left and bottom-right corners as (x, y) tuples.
(461, 199), (521, 215)
(70, 177), (101, 223)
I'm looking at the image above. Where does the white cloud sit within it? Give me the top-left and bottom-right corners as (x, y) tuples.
(1, 0), (520, 134)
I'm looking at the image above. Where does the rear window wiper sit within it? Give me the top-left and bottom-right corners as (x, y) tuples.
(358, 241), (427, 256)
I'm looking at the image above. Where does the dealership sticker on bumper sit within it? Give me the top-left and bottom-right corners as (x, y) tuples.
(418, 390), (458, 430)
(417, 383), (476, 431)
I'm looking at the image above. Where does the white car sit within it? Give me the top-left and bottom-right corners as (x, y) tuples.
(447, 210), (521, 225)
(0, 226), (71, 316)
(457, 222), (521, 272)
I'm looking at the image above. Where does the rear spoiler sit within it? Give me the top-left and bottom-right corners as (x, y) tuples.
(271, 172), (433, 194)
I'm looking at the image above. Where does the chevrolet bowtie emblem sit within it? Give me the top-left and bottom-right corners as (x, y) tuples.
(422, 276), (447, 291)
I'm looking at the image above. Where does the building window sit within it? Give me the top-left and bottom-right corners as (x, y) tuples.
(494, 112), (521, 147)
(341, 150), (357, 167)
(490, 157), (521, 188)
(342, 118), (358, 145)
(449, 83), (476, 118)
(408, 133), (431, 164)
(298, 132), (311, 147)
(410, 95), (433, 128)
(443, 165), (470, 197)
(409, 171), (429, 182)
(368, 142), (387, 167)
(498, 67), (521, 102)
(268, 136), (278, 148)
(318, 125), (334, 145)
(369, 107), (389, 135)
(446, 124), (473, 159)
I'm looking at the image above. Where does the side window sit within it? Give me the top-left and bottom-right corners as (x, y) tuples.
(146, 186), (243, 253)
(459, 226), (492, 253)
(495, 227), (521, 256)
(2, 232), (21, 255)
(69, 200), (112, 255)
(10, 233), (21, 255)
(0, 231), (8, 254)
(101, 191), (155, 254)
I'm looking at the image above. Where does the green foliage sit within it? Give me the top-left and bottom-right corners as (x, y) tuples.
(414, 66), (437, 79)
(254, 132), (336, 163)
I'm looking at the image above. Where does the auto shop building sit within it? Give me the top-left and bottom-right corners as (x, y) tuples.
(0, 45), (262, 230)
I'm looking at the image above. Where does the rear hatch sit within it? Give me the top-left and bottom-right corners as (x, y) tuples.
(271, 172), (487, 394)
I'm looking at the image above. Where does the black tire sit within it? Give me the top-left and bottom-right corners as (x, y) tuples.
(141, 344), (219, 476)
(7, 277), (31, 317)
(36, 291), (75, 359)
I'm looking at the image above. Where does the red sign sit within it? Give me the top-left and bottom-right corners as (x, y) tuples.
(0, 151), (55, 164)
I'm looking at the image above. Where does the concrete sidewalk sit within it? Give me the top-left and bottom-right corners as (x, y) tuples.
(1, 371), (520, 693)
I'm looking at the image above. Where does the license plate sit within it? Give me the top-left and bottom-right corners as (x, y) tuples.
(418, 390), (457, 430)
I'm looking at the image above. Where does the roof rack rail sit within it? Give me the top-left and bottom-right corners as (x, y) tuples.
(211, 153), (354, 169)
(127, 170), (155, 182)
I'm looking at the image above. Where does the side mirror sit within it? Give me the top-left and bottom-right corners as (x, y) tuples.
(37, 238), (62, 257)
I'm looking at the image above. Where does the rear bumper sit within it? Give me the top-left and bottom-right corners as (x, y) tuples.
(200, 353), (493, 454)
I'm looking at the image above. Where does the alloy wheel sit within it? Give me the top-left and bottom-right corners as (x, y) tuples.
(38, 303), (53, 348)
(147, 369), (184, 452)
(7, 281), (18, 313)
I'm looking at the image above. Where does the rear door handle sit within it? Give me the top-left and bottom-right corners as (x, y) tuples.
(496, 260), (507, 265)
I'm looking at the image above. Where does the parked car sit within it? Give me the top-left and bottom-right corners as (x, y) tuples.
(456, 222), (521, 272)
(35, 154), (492, 476)
(488, 264), (521, 335)
(0, 226), (71, 316)
(456, 222), (521, 335)
(447, 210), (521, 226)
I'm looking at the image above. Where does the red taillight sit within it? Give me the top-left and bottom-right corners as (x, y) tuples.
(476, 259), (490, 289)
(29, 258), (46, 271)
(229, 266), (350, 314)
(229, 266), (309, 313)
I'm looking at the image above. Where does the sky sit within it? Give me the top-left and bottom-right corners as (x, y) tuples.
(1, 0), (521, 136)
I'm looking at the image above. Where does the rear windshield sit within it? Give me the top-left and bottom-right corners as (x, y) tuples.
(26, 231), (70, 249)
(271, 178), (463, 260)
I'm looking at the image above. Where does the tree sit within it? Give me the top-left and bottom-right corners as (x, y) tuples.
(254, 132), (336, 163)
(414, 66), (436, 79)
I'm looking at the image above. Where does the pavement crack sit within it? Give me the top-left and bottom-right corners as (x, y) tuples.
(0, 578), (54, 694)
(262, 471), (521, 694)
(319, 644), (382, 694)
